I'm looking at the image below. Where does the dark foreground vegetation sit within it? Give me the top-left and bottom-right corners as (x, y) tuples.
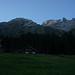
(0, 53), (75, 75)
(1, 32), (75, 54)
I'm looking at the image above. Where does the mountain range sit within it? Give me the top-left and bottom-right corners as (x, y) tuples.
(0, 17), (75, 37)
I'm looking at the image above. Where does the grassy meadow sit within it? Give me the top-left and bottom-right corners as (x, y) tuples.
(0, 53), (75, 75)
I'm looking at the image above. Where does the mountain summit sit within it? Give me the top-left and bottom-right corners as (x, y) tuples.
(42, 19), (62, 26)
(8, 18), (37, 26)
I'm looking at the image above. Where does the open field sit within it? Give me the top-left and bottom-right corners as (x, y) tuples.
(0, 53), (75, 75)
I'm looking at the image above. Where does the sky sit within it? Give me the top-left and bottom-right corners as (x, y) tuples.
(0, 0), (75, 24)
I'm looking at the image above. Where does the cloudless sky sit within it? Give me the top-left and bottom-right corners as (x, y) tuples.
(0, 0), (75, 24)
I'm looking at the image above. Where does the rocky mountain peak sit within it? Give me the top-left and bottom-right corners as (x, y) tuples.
(41, 19), (62, 26)
(42, 18), (75, 32)
(63, 17), (67, 22)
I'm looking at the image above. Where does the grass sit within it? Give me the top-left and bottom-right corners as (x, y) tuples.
(0, 53), (75, 75)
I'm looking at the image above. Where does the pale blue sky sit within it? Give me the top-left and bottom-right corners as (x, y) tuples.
(0, 0), (75, 24)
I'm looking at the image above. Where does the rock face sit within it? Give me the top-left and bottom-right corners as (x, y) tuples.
(42, 19), (62, 26)
(0, 18), (45, 37)
(42, 18), (75, 32)
(8, 18), (37, 26)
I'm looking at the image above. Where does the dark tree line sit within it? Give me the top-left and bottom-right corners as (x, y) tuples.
(0, 32), (75, 55)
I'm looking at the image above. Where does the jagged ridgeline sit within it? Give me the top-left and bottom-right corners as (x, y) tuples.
(42, 18), (75, 32)
(0, 18), (75, 54)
